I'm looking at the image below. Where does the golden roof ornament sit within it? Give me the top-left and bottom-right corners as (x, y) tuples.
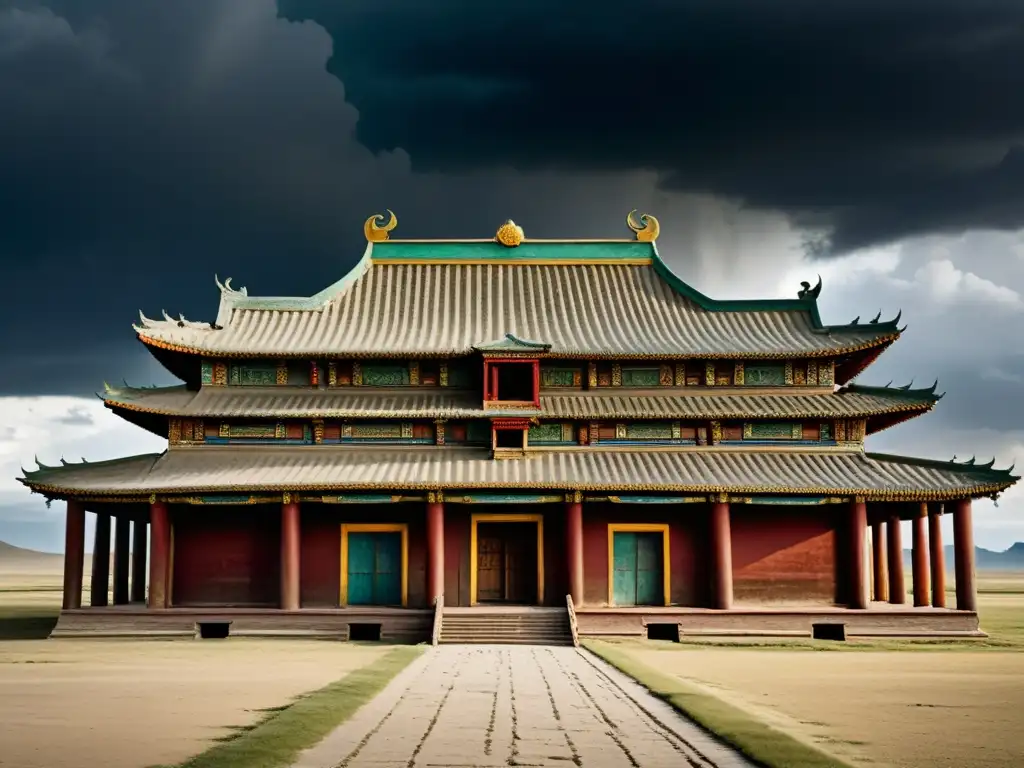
(626, 210), (660, 242)
(495, 219), (525, 247)
(364, 210), (398, 242)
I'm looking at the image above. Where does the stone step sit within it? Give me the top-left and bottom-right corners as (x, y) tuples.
(439, 638), (574, 645)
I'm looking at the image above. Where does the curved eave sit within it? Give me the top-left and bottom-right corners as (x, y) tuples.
(101, 387), (943, 423)
(135, 331), (902, 361)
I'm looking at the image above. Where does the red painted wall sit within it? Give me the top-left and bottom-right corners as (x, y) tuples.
(171, 505), (279, 606)
(442, 505), (568, 607)
(581, 503), (708, 607)
(731, 505), (838, 604)
(300, 503), (427, 608)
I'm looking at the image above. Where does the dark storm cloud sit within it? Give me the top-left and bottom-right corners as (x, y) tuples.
(280, 0), (1024, 252)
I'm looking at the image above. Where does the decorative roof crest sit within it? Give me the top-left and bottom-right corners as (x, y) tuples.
(364, 210), (398, 242)
(797, 276), (823, 300)
(495, 220), (525, 247)
(626, 210), (660, 242)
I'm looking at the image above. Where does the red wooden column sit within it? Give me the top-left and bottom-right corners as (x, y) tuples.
(62, 500), (86, 610)
(147, 501), (170, 609)
(91, 513), (111, 607)
(710, 499), (733, 609)
(952, 498), (977, 612)
(130, 518), (148, 603)
(566, 495), (584, 607)
(871, 517), (888, 602)
(281, 497), (301, 611)
(426, 495), (445, 604)
(911, 502), (931, 607)
(848, 499), (868, 609)
(112, 515), (132, 605)
(929, 503), (946, 608)
(886, 507), (906, 604)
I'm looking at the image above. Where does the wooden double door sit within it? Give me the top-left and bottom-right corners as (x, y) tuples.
(347, 531), (403, 606)
(476, 522), (538, 604)
(612, 531), (664, 606)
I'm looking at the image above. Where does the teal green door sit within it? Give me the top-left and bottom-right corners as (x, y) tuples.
(612, 532), (663, 606)
(347, 532), (402, 606)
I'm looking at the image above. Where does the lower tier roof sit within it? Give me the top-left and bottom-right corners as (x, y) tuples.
(20, 447), (1017, 501)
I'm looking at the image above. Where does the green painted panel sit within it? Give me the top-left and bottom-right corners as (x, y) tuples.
(540, 367), (577, 387)
(528, 423), (568, 443)
(819, 422), (833, 441)
(746, 422), (802, 440)
(612, 532), (638, 606)
(622, 367), (661, 387)
(229, 364), (277, 386)
(744, 365), (786, 386)
(635, 534), (662, 606)
(466, 420), (491, 443)
(362, 365), (410, 386)
(372, 240), (655, 262)
(625, 423), (673, 440)
(201, 361), (214, 385)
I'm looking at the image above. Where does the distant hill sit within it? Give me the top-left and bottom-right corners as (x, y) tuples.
(902, 543), (1024, 571)
(0, 541), (62, 561)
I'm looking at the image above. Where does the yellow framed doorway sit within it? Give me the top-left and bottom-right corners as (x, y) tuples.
(470, 513), (545, 605)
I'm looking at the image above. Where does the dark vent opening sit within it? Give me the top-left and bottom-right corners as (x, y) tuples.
(495, 428), (525, 449)
(812, 622), (847, 641)
(349, 623), (382, 642)
(197, 622), (231, 639)
(496, 363), (535, 402)
(646, 623), (680, 642)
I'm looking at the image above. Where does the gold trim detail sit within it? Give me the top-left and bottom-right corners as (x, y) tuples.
(566, 491), (582, 504)
(495, 220), (525, 247)
(710, 421), (722, 445)
(587, 362), (598, 388)
(435, 419), (446, 446)
(340, 523), (408, 607)
(282, 492), (292, 504)
(276, 361), (288, 386)
(409, 361), (420, 386)
(674, 363), (686, 386)
(470, 513), (544, 605)
(611, 363), (622, 387)
(212, 362), (227, 386)
(589, 421), (600, 445)
(734, 362), (745, 386)
(364, 211), (397, 242)
(327, 362), (338, 387)
(607, 523), (670, 606)
(705, 362), (715, 386)
(784, 361), (794, 385)
(352, 362), (362, 386)
(808, 360), (819, 386)
(439, 362), (449, 387)
(820, 360), (835, 387)
(312, 420), (324, 444)
(626, 211), (660, 242)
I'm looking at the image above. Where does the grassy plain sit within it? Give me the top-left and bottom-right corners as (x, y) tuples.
(588, 572), (1024, 768)
(0, 555), (415, 768)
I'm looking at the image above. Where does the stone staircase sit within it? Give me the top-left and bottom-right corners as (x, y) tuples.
(439, 606), (574, 646)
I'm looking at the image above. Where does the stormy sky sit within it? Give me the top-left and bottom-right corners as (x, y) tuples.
(1, 0), (1022, 551)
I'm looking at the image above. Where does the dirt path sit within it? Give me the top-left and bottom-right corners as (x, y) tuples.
(294, 645), (756, 768)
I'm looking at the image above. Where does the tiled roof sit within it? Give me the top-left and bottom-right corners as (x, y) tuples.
(102, 383), (940, 423)
(133, 241), (901, 359)
(20, 446), (1017, 500)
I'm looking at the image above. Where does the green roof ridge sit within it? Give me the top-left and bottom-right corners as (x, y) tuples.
(840, 380), (944, 401)
(865, 452), (1018, 480)
(474, 333), (552, 352)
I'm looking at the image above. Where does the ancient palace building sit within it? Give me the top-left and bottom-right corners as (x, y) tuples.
(21, 212), (1019, 642)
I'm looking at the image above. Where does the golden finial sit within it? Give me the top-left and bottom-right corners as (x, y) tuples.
(626, 210), (660, 242)
(495, 219), (525, 247)
(364, 210), (398, 242)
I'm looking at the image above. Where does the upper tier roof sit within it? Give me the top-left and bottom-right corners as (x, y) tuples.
(134, 214), (902, 360)
(101, 381), (942, 435)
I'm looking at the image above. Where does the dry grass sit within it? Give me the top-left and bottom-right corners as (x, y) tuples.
(592, 573), (1024, 768)
(0, 563), (406, 768)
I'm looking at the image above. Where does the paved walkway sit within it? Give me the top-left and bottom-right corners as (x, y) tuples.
(292, 645), (756, 768)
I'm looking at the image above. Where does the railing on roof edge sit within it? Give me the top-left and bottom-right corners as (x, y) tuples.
(566, 594), (580, 648)
(431, 594), (444, 647)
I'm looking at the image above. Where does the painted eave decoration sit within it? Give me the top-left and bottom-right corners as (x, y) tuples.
(131, 211), (903, 360)
(101, 382), (944, 425)
(18, 447), (1020, 502)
